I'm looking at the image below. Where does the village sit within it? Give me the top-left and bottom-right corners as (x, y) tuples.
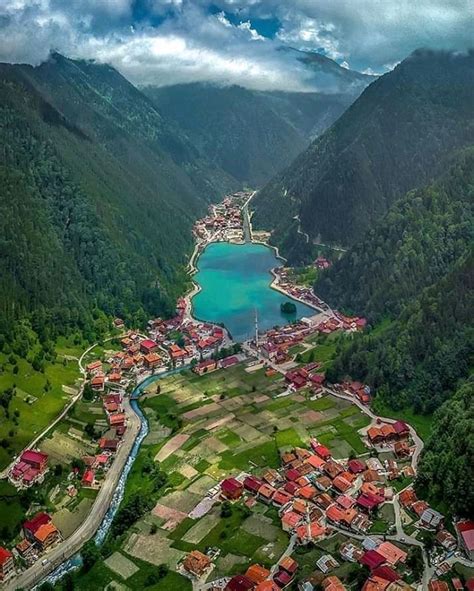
(0, 192), (472, 591)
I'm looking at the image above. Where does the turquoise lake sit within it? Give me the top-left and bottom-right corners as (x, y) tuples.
(192, 242), (316, 341)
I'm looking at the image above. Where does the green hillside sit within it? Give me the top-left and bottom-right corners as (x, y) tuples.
(144, 83), (359, 186)
(253, 49), (474, 261)
(0, 53), (236, 343)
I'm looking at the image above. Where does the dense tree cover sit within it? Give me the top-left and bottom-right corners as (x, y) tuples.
(0, 53), (236, 344)
(253, 49), (474, 261)
(327, 251), (473, 413)
(144, 82), (361, 186)
(416, 379), (474, 517)
(316, 149), (474, 321)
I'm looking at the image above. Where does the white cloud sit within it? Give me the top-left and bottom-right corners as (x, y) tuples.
(0, 0), (471, 90)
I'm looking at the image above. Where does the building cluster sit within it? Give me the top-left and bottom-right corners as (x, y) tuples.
(314, 256), (332, 270)
(273, 267), (329, 311)
(193, 191), (252, 244)
(0, 512), (62, 581)
(9, 449), (49, 488)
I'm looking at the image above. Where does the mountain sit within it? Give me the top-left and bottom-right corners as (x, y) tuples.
(253, 49), (474, 261)
(143, 59), (372, 186)
(323, 149), (474, 415)
(416, 377), (473, 517)
(0, 53), (236, 342)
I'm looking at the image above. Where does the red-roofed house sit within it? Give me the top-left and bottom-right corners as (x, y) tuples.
(312, 443), (331, 460)
(244, 476), (263, 494)
(0, 548), (14, 581)
(457, 521), (474, 560)
(140, 339), (158, 354)
(360, 550), (386, 570)
(23, 512), (51, 542)
(221, 478), (243, 500)
(225, 574), (255, 591)
(348, 459), (366, 474)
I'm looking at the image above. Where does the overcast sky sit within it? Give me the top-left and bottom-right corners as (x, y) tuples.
(0, 0), (472, 90)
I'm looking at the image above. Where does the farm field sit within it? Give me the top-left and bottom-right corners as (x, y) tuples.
(74, 361), (376, 589)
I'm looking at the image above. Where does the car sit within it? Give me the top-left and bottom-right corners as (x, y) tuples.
(41, 559), (49, 566)
(400, 537), (406, 542)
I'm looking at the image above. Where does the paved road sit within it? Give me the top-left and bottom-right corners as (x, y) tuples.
(5, 397), (141, 591)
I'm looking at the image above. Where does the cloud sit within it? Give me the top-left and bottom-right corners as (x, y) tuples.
(0, 0), (471, 89)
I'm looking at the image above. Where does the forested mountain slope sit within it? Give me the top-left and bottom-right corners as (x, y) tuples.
(416, 378), (474, 517)
(253, 49), (474, 259)
(0, 53), (235, 343)
(315, 148), (474, 321)
(322, 150), (473, 415)
(144, 82), (360, 186)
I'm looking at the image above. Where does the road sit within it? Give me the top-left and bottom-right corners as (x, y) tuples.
(5, 393), (141, 590)
(242, 191), (256, 243)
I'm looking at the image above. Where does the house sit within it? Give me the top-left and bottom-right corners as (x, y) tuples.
(436, 530), (457, 551)
(99, 438), (119, 452)
(140, 339), (158, 354)
(392, 421), (409, 438)
(399, 488), (417, 509)
(348, 459), (366, 474)
(193, 359), (218, 376)
(244, 476), (263, 495)
(306, 454), (326, 470)
(225, 574), (255, 591)
(34, 522), (60, 550)
(86, 360), (102, 375)
(322, 576), (346, 591)
(273, 490), (292, 507)
(109, 413), (126, 427)
(281, 511), (302, 532)
(91, 374), (105, 391)
(144, 352), (162, 368)
(246, 564), (270, 585)
(182, 550), (212, 577)
(296, 521), (326, 545)
(323, 460), (344, 479)
(279, 556), (298, 575)
(16, 538), (35, 562)
(274, 568), (293, 588)
(456, 521), (474, 560)
(371, 566), (400, 583)
(340, 541), (364, 562)
(376, 542), (407, 566)
(0, 548), (14, 581)
(326, 504), (345, 525)
(311, 443), (331, 460)
(394, 441), (411, 458)
(258, 484), (276, 504)
(23, 512), (52, 542)
(420, 508), (444, 530)
(315, 476), (332, 492)
(360, 550), (386, 570)
(82, 469), (95, 487)
(221, 478), (243, 500)
(362, 576), (391, 591)
(333, 475), (353, 494)
(316, 555), (339, 573)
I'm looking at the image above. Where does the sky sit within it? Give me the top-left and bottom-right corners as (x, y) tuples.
(0, 0), (472, 91)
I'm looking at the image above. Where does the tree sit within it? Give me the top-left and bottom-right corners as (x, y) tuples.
(220, 501), (232, 518)
(82, 540), (100, 572)
(82, 382), (94, 402)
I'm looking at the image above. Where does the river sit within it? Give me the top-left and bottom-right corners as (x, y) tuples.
(191, 241), (315, 341)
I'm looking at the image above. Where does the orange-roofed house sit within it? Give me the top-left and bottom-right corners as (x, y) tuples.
(281, 511), (302, 532)
(279, 556), (298, 574)
(34, 522), (60, 550)
(91, 374), (105, 391)
(109, 413), (126, 427)
(182, 550), (212, 577)
(298, 484), (317, 501)
(367, 427), (384, 444)
(144, 352), (162, 368)
(0, 548), (14, 581)
(297, 521), (326, 544)
(363, 576), (391, 591)
(258, 483), (276, 504)
(326, 504), (345, 524)
(246, 564), (270, 585)
(306, 454), (326, 470)
(333, 475), (353, 493)
(323, 576), (347, 591)
(376, 542), (407, 566)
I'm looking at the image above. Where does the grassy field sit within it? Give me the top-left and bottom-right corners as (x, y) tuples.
(57, 360), (376, 589)
(0, 349), (82, 469)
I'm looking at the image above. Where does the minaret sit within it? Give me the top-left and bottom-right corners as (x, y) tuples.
(255, 308), (259, 348)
